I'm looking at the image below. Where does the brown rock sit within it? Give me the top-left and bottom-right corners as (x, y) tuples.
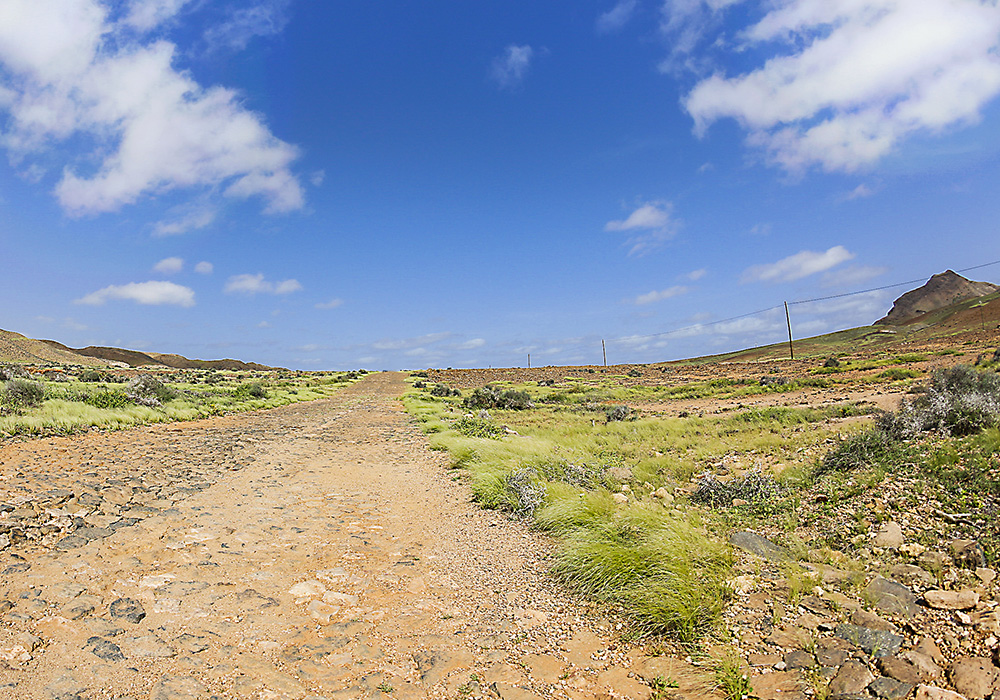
(919, 551), (950, 572)
(880, 655), (929, 685)
(914, 637), (947, 667)
(949, 657), (1000, 700)
(890, 564), (937, 587)
(874, 522), (904, 548)
(830, 660), (875, 695)
(766, 625), (811, 650)
(924, 590), (979, 610)
(915, 685), (968, 700)
(749, 654), (783, 667)
(950, 540), (986, 569)
(852, 608), (898, 633)
(752, 671), (807, 700)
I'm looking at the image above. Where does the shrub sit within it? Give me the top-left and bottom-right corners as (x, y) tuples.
(411, 371), (429, 378)
(604, 405), (631, 423)
(883, 365), (1000, 438)
(818, 427), (898, 475)
(233, 382), (267, 399)
(430, 383), (461, 398)
(691, 471), (781, 507)
(463, 386), (533, 410)
(759, 375), (789, 387)
(79, 369), (105, 382)
(127, 374), (177, 405)
(824, 357), (841, 368)
(880, 368), (918, 381)
(454, 416), (506, 440)
(413, 380), (427, 389)
(85, 390), (134, 409)
(3, 378), (44, 408)
(0, 365), (30, 381)
(627, 369), (642, 378)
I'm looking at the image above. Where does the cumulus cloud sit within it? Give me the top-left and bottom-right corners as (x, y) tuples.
(458, 338), (486, 350)
(315, 298), (344, 310)
(0, 0), (303, 216)
(490, 45), (534, 89)
(844, 183), (877, 201)
(124, 0), (191, 31)
(684, 0), (1000, 173)
(153, 256), (183, 274)
(194, 261), (213, 274)
(597, 0), (638, 33)
(224, 273), (302, 295)
(75, 280), (195, 307)
(634, 285), (689, 305)
(604, 200), (679, 255)
(822, 264), (888, 288)
(686, 268), (707, 281)
(743, 246), (855, 284)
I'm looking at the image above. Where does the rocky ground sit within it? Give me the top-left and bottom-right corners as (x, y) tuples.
(0, 372), (717, 700)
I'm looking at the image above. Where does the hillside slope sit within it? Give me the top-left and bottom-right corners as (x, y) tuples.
(875, 269), (999, 325)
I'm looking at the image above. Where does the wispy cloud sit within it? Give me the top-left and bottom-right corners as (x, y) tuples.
(604, 200), (679, 255)
(153, 257), (184, 274)
(742, 246), (855, 284)
(75, 281), (195, 307)
(194, 261), (214, 275)
(153, 206), (217, 237)
(490, 45), (534, 89)
(124, 0), (192, 31)
(0, 0), (303, 216)
(224, 273), (302, 295)
(597, 0), (638, 33)
(634, 285), (689, 305)
(686, 268), (707, 281)
(204, 0), (292, 52)
(843, 184), (877, 201)
(822, 265), (888, 289)
(685, 0), (1000, 173)
(315, 298), (344, 310)
(372, 332), (452, 352)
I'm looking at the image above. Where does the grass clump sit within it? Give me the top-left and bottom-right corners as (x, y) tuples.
(233, 382), (267, 399)
(84, 390), (134, 409)
(128, 374), (177, 405)
(453, 416), (506, 440)
(818, 427), (899, 476)
(691, 472), (782, 508)
(879, 368), (918, 381)
(430, 383), (461, 398)
(604, 405), (631, 422)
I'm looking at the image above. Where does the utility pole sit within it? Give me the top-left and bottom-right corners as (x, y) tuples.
(602, 339), (607, 367)
(527, 353), (531, 369)
(784, 302), (794, 360)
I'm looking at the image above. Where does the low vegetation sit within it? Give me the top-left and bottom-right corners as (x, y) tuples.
(0, 365), (363, 439)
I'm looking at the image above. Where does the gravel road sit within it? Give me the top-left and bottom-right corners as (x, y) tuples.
(0, 372), (715, 700)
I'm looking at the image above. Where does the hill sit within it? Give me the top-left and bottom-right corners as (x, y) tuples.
(875, 269), (999, 325)
(0, 330), (280, 371)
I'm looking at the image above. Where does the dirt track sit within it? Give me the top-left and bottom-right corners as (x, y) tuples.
(0, 372), (713, 700)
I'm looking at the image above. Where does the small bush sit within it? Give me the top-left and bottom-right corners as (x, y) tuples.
(627, 369), (642, 378)
(411, 371), (429, 378)
(233, 382), (267, 399)
(453, 416), (506, 440)
(882, 365), (1000, 438)
(759, 375), (789, 387)
(78, 369), (105, 382)
(3, 378), (44, 408)
(430, 383), (461, 398)
(128, 374), (177, 404)
(85, 390), (134, 409)
(0, 365), (30, 381)
(818, 427), (898, 475)
(894, 353), (928, 364)
(463, 386), (533, 410)
(604, 405), (631, 423)
(413, 380), (427, 389)
(823, 357), (841, 368)
(691, 471), (781, 507)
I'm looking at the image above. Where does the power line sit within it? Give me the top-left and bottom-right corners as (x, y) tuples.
(610, 258), (1000, 345)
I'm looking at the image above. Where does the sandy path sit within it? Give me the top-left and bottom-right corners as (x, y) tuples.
(0, 373), (714, 700)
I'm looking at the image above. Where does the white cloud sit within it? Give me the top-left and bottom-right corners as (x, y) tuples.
(491, 45), (534, 89)
(597, 0), (638, 33)
(458, 338), (486, 350)
(686, 268), (707, 281)
(821, 264), (888, 288)
(153, 207), (217, 237)
(685, 0), (1000, 173)
(844, 183), (876, 201)
(257, 320), (270, 328)
(124, 0), (191, 31)
(604, 200), (679, 255)
(310, 170), (326, 186)
(749, 223), (772, 237)
(224, 273), (302, 295)
(204, 0), (291, 52)
(372, 332), (451, 352)
(742, 246), (855, 284)
(153, 256), (183, 274)
(75, 280), (195, 307)
(634, 285), (689, 305)
(315, 298), (344, 310)
(194, 261), (213, 274)
(0, 0), (303, 216)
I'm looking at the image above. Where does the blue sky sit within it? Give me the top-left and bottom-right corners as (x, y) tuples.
(2, 0), (1000, 370)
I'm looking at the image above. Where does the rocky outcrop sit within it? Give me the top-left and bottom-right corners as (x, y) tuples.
(875, 271), (999, 325)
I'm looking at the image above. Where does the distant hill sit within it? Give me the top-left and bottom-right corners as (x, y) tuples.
(0, 330), (280, 370)
(875, 270), (999, 325)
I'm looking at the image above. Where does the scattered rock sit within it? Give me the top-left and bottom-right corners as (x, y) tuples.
(874, 522), (904, 548)
(729, 531), (791, 563)
(916, 685), (969, 700)
(150, 675), (207, 700)
(950, 540), (986, 569)
(865, 576), (920, 618)
(835, 623), (904, 658)
(109, 598), (146, 623)
(830, 661), (875, 696)
(949, 657), (1000, 699)
(85, 636), (125, 662)
(924, 590), (979, 611)
(870, 676), (915, 700)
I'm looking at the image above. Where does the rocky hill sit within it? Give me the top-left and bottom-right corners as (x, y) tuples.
(1, 329), (279, 370)
(875, 270), (999, 325)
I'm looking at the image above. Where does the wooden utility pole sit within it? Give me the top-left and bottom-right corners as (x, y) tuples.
(527, 353), (531, 369)
(602, 339), (607, 367)
(784, 302), (794, 360)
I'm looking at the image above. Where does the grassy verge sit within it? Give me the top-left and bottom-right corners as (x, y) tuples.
(0, 367), (363, 439)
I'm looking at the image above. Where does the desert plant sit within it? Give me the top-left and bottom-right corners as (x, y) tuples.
(604, 405), (631, 423)
(233, 382), (267, 399)
(3, 378), (44, 408)
(127, 374), (177, 404)
(430, 383), (461, 398)
(463, 386), (533, 410)
(818, 427), (898, 475)
(627, 369), (642, 378)
(78, 369), (105, 382)
(453, 416), (506, 440)
(883, 365), (1000, 438)
(0, 365), (30, 381)
(84, 390), (134, 409)
(691, 471), (782, 507)
(880, 368), (918, 381)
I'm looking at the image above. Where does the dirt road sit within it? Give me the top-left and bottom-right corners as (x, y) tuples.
(0, 373), (711, 700)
